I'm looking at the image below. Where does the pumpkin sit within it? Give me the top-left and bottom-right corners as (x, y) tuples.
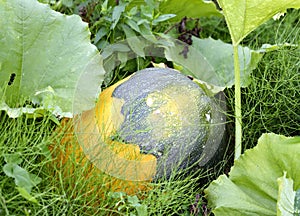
(93, 67), (224, 178)
(55, 67), (225, 194)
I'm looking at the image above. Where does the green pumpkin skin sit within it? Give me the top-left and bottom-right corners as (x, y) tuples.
(108, 68), (225, 179)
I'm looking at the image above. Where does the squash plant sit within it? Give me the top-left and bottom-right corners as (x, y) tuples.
(216, 0), (300, 159)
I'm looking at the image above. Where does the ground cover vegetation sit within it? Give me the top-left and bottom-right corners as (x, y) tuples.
(0, 0), (299, 215)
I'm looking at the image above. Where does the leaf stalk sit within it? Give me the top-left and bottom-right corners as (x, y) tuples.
(233, 45), (242, 159)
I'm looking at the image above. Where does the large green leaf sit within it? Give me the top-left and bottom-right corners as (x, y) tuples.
(164, 37), (263, 94)
(159, 0), (222, 21)
(217, 0), (300, 45)
(0, 0), (105, 117)
(205, 133), (300, 215)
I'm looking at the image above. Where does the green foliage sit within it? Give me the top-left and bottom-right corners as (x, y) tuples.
(47, 0), (177, 86)
(95, 0), (224, 84)
(108, 192), (148, 216)
(217, 0), (300, 46)
(42, 0), (225, 87)
(3, 154), (41, 203)
(0, 0), (105, 118)
(45, 0), (176, 48)
(205, 133), (300, 215)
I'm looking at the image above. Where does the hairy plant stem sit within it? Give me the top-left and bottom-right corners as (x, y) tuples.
(233, 45), (242, 160)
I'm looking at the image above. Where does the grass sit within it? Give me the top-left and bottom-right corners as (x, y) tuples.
(0, 8), (299, 216)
